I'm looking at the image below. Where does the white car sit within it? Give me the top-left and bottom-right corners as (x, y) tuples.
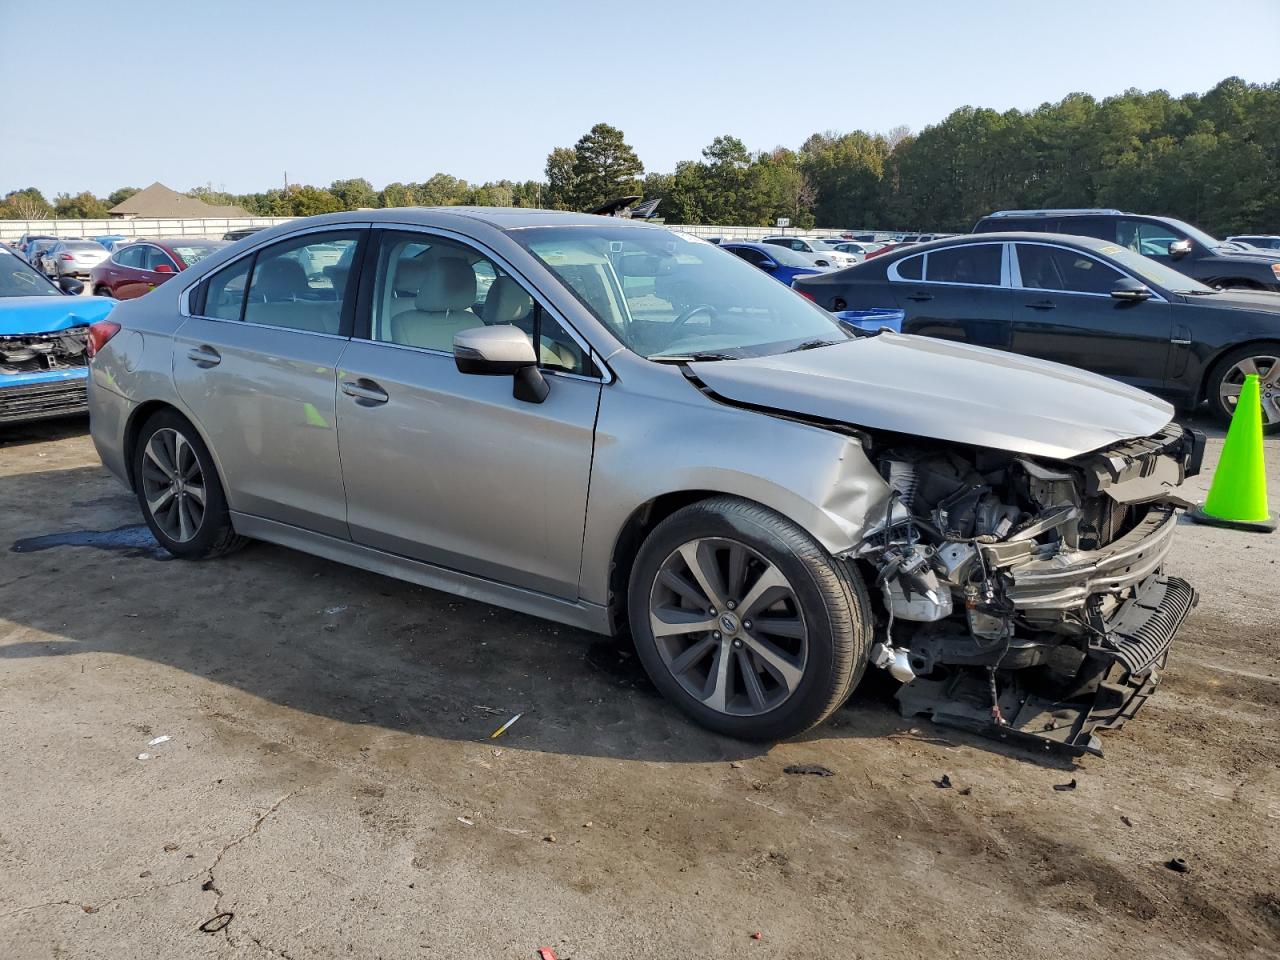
(760, 236), (859, 268)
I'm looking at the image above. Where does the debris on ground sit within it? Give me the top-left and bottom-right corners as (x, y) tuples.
(783, 763), (834, 777)
(136, 753), (151, 761)
(198, 912), (234, 934)
(147, 735), (171, 746)
(324, 605), (349, 615)
(958, 787), (972, 796)
(751, 931), (763, 940)
(934, 774), (952, 789)
(163, 843), (179, 852)
(1166, 857), (1189, 873)
(730, 761), (743, 769)
(489, 713), (523, 739)
(537, 948), (559, 960)
(1121, 815), (1134, 827)
(543, 834), (557, 843)
(456, 816), (474, 827)
(1053, 778), (1078, 792)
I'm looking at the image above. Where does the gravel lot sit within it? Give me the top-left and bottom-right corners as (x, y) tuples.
(1, 414), (1277, 960)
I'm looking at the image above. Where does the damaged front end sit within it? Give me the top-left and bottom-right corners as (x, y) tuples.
(0, 326), (91, 424)
(852, 421), (1203, 757)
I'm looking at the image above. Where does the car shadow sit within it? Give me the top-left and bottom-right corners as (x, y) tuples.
(0, 415), (89, 448)
(0, 465), (1076, 769)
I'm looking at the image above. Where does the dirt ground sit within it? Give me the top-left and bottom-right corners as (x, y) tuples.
(0, 414), (1277, 960)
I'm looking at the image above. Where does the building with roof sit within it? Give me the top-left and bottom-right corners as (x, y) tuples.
(108, 182), (251, 219)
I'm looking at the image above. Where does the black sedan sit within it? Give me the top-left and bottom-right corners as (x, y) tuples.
(793, 232), (1280, 430)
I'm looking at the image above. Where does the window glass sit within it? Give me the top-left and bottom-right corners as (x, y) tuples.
(1133, 222), (1182, 257)
(242, 231), (360, 334)
(170, 242), (225, 268)
(518, 226), (849, 360)
(925, 244), (1002, 285)
(114, 245), (143, 268)
(729, 247), (768, 267)
(0, 253), (61, 297)
(1016, 244), (1123, 295)
(142, 247), (176, 271)
(202, 257), (253, 320)
(895, 254), (923, 281)
(370, 231), (588, 374)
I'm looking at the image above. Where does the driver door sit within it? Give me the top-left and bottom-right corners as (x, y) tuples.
(335, 228), (602, 598)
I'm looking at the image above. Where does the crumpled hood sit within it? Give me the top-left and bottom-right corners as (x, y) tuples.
(0, 296), (115, 335)
(688, 333), (1174, 459)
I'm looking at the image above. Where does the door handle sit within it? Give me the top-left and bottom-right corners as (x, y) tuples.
(341, 379), (389, 405)
(906, 292), (934, 302)
(1026, 300), (1056, 310)
(186, 345), (221, 367)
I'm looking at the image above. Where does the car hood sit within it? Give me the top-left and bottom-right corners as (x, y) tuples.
(0, 296), (115, 334)
(687, 333), (1174, 460)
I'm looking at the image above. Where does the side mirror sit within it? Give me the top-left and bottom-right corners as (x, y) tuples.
(1111, 277), (1152, 302)
(58, 276), (84, 295)
(758, 259), (777, 270)
(1168, 238), (1193, 259)
(153, 263), (176, 274)
(453, 325), (548, 403)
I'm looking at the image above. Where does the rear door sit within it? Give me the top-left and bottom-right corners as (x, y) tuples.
(114, 245), (155, 300)
(889, 242), (1013, 348)
(1009, 241), (1171, 392)
(173, 228), (367, 538)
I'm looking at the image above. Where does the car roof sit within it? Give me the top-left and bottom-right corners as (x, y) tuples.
(890, 231), (1117, 253)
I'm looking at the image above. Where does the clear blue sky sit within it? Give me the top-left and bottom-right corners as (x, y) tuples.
(4, 0), (1278, 198)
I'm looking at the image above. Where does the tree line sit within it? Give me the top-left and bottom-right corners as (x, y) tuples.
(4, 77), (1276, 236)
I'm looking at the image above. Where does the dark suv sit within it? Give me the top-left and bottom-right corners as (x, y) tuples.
(973, 209), (1280, 292)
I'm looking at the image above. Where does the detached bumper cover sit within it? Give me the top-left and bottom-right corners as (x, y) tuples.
(0, 369), (89, 424)
(897, 573), (1197, 757)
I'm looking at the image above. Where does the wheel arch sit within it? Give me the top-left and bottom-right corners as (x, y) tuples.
(123, 400), (229, 496)
(1196, 337), (1280, 405)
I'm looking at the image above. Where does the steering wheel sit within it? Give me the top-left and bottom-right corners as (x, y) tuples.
(672, 303), (716, 327)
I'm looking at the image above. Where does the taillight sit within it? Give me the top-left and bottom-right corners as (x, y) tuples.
(85, 320), (121, 359)
(60, 253), (75, 260)
(794, 288), (816, 302)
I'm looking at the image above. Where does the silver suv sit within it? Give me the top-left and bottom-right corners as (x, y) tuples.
(86, 209), (1201, 754)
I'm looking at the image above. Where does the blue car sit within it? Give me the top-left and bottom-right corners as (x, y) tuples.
(1, 249), (115, 425)
(719, 240), (834, 286)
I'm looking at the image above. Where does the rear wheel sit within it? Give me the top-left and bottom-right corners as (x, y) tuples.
(1207, 343), (1280, 432)
(628, 496), (872, 740)
(131, 411), (246, 558)
(94, 285), (113, 299)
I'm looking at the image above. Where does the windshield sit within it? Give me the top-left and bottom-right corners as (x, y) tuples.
(518, 226), (850, 360)
(808, 239), (838, 251)
(1162, 218), (1221, 249)
(756, 244), (822, 268)
(0, 254), (61, 297)
(171, 241), (226, 268)
(1102, 245), (1215, 294)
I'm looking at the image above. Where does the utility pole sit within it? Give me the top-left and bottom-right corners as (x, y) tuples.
(284, 171), (289, 192)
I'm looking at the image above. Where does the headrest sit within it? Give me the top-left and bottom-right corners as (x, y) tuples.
(414, 257), (476, 313)
(393, 256), (429, 295)
(485, 276), (533, 324)
(257, 258), (310, 301)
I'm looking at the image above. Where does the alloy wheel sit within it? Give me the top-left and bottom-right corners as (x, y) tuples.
(140, 427), (207, 543)
(1219, 354), (1280, 425)
(648, 537), (809, 717)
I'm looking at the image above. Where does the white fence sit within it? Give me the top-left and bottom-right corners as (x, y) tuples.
(0, 217), (295, 242)
(1, 216), (894, 244)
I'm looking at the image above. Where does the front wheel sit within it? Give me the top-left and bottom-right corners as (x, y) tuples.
(132, 411), (246, 558)
(628, 496), (872, 740)
(1207, 343), (1280, 432)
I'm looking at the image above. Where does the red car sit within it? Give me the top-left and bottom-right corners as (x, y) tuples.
(90, 238), (226, 300)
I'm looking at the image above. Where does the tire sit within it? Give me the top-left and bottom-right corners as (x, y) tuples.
(1206, 342), (1280, 433)
(94, 286), (113, 299)
(131, 410), (247, 558)
(627, 496), (873, 740)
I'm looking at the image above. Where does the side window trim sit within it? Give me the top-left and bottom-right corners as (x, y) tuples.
(354, 224), (610, 383)
(182, 223), (373, 336)
(1011, 241), (1167, 302)
(917, 243), (1006, 288)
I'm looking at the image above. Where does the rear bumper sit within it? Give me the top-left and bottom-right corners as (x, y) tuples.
(0, 370), (89, 424)
(897, 573), (1197, 757)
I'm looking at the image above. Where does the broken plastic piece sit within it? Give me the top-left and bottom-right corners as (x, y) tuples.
(1053, 778), (1078, 792)
(1166, 857), (1188, 873)
(783, 763), (834, 777)
(147, 735), (171, 746)
(537, 949), (559, 960)
(136, 753), (151, 761)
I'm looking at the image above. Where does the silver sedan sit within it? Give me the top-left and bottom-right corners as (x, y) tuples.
(86, 209), (1201, 751)
(40, 239), (109, 278)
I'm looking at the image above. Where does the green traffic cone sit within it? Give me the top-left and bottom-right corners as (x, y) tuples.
(1189, 373), (1276, 532)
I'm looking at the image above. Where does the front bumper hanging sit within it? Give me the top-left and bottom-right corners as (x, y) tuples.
(895, 574), (1198, 757)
